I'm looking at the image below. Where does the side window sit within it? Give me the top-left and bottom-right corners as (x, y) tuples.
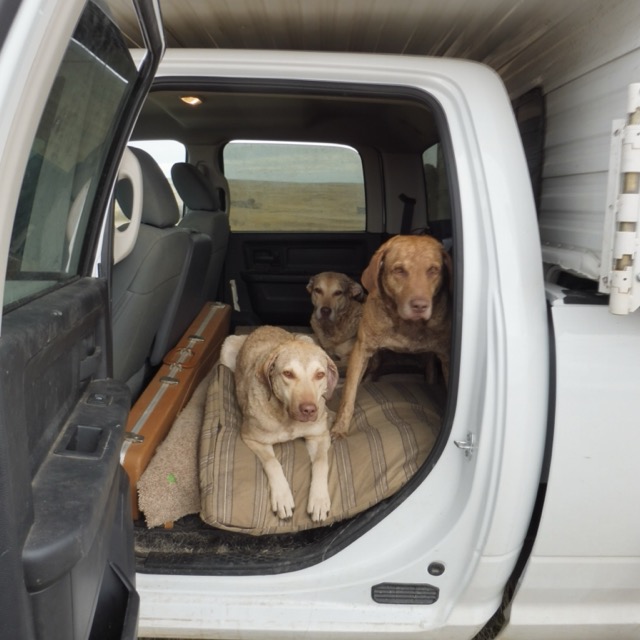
(224, 141), (366, 232)
(128, 139), (186, 213)
(422, 143), (451, 223)
(4, 3), (139, 309)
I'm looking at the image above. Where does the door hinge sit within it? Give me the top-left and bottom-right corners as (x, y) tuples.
(600, 83), (640, 314)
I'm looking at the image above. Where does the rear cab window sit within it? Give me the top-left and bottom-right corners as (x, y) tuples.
(224, 140), (366, 232)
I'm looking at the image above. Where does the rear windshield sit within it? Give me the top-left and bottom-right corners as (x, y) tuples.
(224, 140), (366, 232)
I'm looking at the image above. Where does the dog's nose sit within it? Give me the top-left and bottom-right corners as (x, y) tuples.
(410, 298), (429, 313)
(299, 403), (318, 419)
(320, 307), (332, 318)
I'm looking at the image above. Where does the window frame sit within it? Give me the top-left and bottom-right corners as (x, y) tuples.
(1, 0), (165, 314)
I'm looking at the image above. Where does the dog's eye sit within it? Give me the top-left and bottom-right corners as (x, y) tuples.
(282, 370), (295, 379)
(313, 288), (323, 295)
(392, 265), (407, 276)
(314, 371), (326, 380)
(333, 290), (343, 297)
(428, 266), (441, 277)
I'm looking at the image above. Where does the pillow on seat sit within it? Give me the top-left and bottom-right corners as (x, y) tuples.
(199, 364), (442, 535)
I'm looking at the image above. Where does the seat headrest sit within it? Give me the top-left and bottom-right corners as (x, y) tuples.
(128, 146), (180, 228)
(171, 162), (222, 212)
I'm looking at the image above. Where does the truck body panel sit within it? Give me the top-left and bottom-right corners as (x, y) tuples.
(502, 296), (640, 638)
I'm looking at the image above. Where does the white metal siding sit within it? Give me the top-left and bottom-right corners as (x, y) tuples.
(494, 1), (640, 277)
(538, 50), (640, 274)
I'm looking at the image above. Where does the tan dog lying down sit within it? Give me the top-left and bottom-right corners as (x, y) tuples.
(221, 326), (339, 522)
(307, 271), (364, 368)
(332, 234), (452, 439)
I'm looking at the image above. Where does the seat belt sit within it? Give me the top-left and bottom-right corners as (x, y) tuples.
(399, 193), (416, 235)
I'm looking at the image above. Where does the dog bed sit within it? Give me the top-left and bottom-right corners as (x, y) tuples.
(138, 362), (443, 533)
(199, 363), (443, 535)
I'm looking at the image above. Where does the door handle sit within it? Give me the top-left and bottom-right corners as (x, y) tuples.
(254, 252), (277, 265)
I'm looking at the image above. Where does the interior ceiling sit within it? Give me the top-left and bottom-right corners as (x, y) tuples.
(134, 88), (439, 150)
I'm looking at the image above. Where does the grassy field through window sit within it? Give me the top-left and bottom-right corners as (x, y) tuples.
(225, 141), (366, 232)
(229, 179), (365, 231)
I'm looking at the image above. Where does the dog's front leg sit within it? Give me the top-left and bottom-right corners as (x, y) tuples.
(331, 339), (370, 439)
(241, 436), (295, 519)
(304, 432), (331, 522)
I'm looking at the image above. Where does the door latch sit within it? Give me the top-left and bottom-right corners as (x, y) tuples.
(454, 432), (476, 459)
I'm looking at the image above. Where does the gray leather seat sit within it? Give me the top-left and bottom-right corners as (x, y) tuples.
(112, 147), (210, 397)
(171, 162), (230, 300)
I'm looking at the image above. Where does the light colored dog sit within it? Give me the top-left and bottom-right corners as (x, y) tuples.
(331, 235), (452, 439)
(307, 271), (364, 368)
(227, 326), (339, 521)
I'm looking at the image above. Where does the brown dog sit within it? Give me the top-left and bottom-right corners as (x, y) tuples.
(231, 326), (339, 521)
(331, 235), (452, 439)
(307, 271), (365, 368)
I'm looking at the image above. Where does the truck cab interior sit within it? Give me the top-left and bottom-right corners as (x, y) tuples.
(125, 78), (458, 574)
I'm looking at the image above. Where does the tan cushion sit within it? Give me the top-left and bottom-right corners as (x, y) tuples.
(199, 364), (442, 535)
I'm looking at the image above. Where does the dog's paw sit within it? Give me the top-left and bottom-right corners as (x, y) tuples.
(330, 419), (349, 441)
(307, 489), (331, 522)
(270, 485), (295, 520)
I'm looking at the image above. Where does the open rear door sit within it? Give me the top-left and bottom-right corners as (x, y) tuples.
(0, 1), (163, 638)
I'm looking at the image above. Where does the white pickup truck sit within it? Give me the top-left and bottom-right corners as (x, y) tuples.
(0, 1), (638, 639)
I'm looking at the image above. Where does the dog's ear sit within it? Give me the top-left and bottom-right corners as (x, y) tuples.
(361, 247), (385, 293)
(258, 351), (278, 397)
(349, 280), (365, 302)
(324, 357), (339, 400)
(294, 333), (316, 345)
(220, 335), (246, 372)
(306, 276), (315, 294)
(441, 249), (453, 293)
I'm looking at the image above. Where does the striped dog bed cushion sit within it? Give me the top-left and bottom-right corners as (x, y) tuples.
(199, 364), (442, 535)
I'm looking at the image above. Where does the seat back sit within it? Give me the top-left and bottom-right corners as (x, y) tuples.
(172, 162), (230, 300)
(112, 147), (193, 396)
(149, 227), (211, 366)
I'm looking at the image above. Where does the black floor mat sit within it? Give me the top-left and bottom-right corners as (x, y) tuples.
(134, 513), (360, 576)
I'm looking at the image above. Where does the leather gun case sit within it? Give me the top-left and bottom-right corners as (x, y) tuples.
(121, 302), (231, 519)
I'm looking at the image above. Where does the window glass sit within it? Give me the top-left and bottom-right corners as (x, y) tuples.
(224, 141), (366, 232)
(128, 139), (186, 212)
(4, 2), (139, 309)
(422, 143), (451, 223)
